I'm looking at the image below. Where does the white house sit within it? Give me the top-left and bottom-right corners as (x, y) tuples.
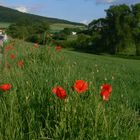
(72, 32), (77, 35)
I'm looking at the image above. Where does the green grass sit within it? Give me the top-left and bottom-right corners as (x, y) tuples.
(0, 40), (140, 140)
(0, 22), (11, 28)
(50, 23), (86, 33)
(66, 35), (78, 41)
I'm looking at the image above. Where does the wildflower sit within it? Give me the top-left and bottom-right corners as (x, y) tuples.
(52, 86), (67, 99)
(72, 80), (88, 93)
(100, 90), (110, 101)
(34, 43), (39, 48)
(18, 60), (24, 67)
(55, 45), (62, 52)
(101, 84), (112, 93)
(100, 84), (112, 101)
(10, 54), (16, 59)
(5, 45), (14, 51)
(0, 83), (12, 91)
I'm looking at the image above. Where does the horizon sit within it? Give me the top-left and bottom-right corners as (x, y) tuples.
(0, 0), (140, 24)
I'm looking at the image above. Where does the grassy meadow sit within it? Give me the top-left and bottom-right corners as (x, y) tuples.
(50, 23), (86, 33)
(0, 40), (140, 140)
(0, 22), (11, 28)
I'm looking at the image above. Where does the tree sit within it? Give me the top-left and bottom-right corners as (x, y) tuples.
(104, 4), (134, 54)
(33, 22), (50, 34)
(132, 3), (140, 56)
(7, 21), (50, 44)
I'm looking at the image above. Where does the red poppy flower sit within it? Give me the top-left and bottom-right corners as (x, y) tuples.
(101, 84), (112, 93)
(52, 86), (67, 99)
(18, 60), (24, 67)
(73, 80), (88, 93)
(100, 84), (112, 101)
(34, 43), (39, 48)
(10, 54), (16, 59)
(100, 90), (110, 101)
(5, 45), (14, 51)
(55, 45), (62, 52)
(0, 83), (12, 91)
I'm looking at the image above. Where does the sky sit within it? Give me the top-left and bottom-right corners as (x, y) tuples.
(0, 0), (140, 24)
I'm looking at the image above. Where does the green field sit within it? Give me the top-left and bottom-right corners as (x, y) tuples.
(50, 23), (86, 33)
(0, 40), (140, 140)
(0, 22), (11, 28)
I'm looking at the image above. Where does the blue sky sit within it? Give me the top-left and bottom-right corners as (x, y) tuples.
(0, 0), (139, 24)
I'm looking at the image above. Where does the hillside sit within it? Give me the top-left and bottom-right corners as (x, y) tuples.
(0, 6), (85, 26)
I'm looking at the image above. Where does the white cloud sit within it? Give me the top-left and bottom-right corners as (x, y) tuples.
(96, 0), (140, 4)
(15, 6), (28, 13)
(106, 0), (116, 3)
(97, 0), (116, 3)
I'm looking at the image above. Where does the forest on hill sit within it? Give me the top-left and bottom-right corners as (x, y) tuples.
(0, 6), (84, 26)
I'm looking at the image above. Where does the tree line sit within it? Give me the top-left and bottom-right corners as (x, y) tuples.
(62, 3), (140, 56)
(90, 3), (140, 55)
(6, 20), (50, 44)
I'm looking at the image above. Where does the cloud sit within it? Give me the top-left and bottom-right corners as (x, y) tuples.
(96, 0), (140, 4)
(0, 1), (45, 14)
(97, 0), (116, 3)
(15, 6), (28, 13)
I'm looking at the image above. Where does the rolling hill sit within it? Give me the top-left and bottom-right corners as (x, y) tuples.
(0, 6), (85, 26)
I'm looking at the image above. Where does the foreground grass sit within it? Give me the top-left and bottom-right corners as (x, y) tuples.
(0, 40), (140, 140)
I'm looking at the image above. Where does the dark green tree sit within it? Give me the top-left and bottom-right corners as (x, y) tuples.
(105, 4), (134, 54)
(132, 3), (140, 56)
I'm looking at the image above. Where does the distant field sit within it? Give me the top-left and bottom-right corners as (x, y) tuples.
(0, 40), (140, 139)
(50, 23), (86, 33)
(0, 22), (85, 34)
(0, 22), (11, 28)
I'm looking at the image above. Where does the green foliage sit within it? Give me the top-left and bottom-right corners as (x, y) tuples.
(132, 3), (140, 56)
(85, 3), (140, 56)
(59, 34), (93, 51)
(7, 21), (50, 44)
(52, 28), (81, 41)
(52, 32), (67, 40)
